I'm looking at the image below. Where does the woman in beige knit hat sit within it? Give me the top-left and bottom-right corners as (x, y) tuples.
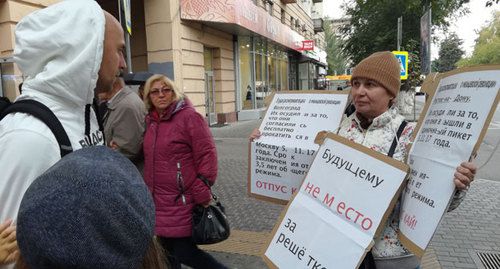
(250, 51), (476, 269)
(338, 51), (475, 269)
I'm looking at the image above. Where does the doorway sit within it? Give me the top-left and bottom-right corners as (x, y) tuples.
(204, 48), (217, 126)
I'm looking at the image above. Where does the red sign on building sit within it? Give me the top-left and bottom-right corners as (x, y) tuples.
(299, 40), (314, 51)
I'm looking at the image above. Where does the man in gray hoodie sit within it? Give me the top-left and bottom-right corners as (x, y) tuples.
(0, 1), (126, 266)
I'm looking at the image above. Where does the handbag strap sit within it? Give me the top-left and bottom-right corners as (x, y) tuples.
(197, 174), (219, 201)
(197, 174), (211, 187)
(387, 120), (407, 158)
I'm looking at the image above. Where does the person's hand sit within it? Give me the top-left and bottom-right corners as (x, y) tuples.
(454, 161), (477, 190)
(249, 128), (261, 142)
(201, 199), (212, 208)
(0, 219), (19, 265)
(109, 140), (119, 150)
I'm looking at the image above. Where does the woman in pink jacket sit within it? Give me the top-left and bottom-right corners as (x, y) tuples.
(142, 74), (227, 269)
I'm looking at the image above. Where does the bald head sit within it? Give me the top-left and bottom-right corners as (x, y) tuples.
(96, 11), (126, 94)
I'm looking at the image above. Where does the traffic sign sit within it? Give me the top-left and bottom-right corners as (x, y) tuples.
(392, 51), (408, 80)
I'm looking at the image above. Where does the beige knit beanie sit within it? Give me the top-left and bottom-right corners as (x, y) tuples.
(351, 51), (401, 97)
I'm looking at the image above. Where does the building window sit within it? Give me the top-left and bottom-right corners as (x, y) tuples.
(268, 1), (274, 16)
(238, 37), (289, 110)
(290, 17), (294, 29)
(281, 9), (286, 23)
(239, 36), (254, 110)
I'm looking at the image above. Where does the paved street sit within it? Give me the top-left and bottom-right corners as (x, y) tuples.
(202, 111), (500, 269)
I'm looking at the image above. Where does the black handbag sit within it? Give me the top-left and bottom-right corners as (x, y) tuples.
(192, 175), (230, 245)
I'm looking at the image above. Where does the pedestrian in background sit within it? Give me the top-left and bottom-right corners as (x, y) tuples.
(103, 77), (146, 164)
(142, 74), (227, 269)
(250, 51), (476, 269)
(14, 146), (167, 269)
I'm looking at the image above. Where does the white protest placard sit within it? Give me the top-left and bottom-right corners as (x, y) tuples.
(263, 134), (409, 269)
(248, 91), (349, 203)
(399, 66), (500, 257)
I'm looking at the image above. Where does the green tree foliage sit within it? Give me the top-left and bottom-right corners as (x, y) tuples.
(340, 0), (469, 65)
(434, 33), (464, 71)
(324, 19), (349, 75)
(458, 11), (500, 66)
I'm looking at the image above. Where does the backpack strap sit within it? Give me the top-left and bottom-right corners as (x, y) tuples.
(344, 102), (356, 117)
(0, 97), (12, 112)
(387, 120), (408, 158)
(0, 99), (73, 157)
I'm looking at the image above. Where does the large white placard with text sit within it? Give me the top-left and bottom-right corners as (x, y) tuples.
(263, 134), (408, 269)
(249, 92), (348, 203)
(400, 67), (500, 256)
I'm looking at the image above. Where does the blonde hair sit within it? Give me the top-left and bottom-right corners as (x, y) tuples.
(143, 74), (181, 111)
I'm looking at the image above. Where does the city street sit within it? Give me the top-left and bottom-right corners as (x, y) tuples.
(202, 106), (500, 269)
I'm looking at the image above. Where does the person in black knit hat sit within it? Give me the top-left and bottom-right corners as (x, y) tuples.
(15, 146), (168, 269)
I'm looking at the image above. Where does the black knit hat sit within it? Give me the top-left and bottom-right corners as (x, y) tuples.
(17, 146), (155, 269)
(351, 51), (401, 97)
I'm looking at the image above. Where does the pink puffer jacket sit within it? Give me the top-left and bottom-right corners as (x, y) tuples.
(143, 97), (217, 238)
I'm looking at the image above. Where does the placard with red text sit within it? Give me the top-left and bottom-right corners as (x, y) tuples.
(248, 91), (349, 203)
(263, 133), (408, 269)
(399, 66), (500, 257)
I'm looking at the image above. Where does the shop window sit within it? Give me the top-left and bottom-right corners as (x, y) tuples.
(254, 38), (268, 109)
(280, 56), (289, 91)
(239, 37), (254, 110)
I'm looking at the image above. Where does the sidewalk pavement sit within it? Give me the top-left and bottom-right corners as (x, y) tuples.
(204, 120), (500, 269)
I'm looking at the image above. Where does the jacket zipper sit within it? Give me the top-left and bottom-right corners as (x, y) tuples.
(176, 162), (187, 205)
(152, 120), (159, 196)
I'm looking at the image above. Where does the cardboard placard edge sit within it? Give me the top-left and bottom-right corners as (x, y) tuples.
(399, 232), (425, 258)
(261, 191), (299, 269)
(324, 132), (409, 173)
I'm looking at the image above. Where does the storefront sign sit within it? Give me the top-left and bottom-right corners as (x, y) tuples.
(248, 91), (349, 203)
(326, 75), (352, 81)
(298, 40), (314, 51)
(263, 133), (409, 269)
(399, 66), (500, 257)
(180, 0), (304, 51)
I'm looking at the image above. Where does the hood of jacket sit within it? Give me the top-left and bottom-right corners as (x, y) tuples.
(12, 0), (106, 149)
(14, 0), (104, 107)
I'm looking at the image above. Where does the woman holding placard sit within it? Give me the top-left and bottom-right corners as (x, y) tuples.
(250, 51), (476, 269)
